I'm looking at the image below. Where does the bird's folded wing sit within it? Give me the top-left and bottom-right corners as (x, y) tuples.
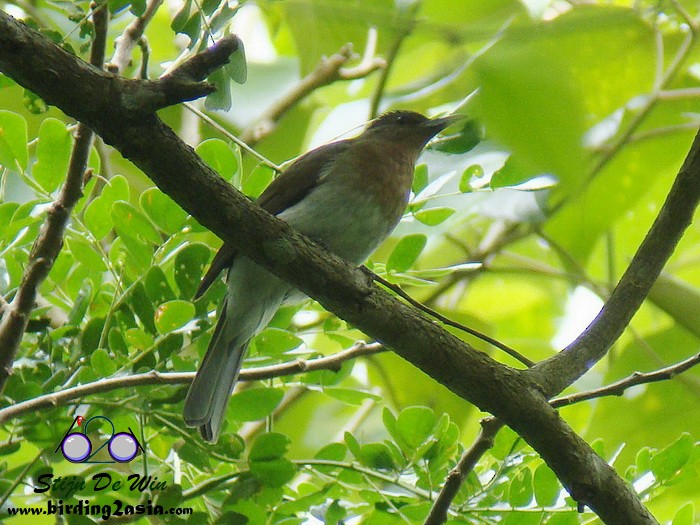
(193, 139), (352, 299)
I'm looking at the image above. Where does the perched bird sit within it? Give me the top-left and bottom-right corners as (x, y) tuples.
(184, 110), (460, 442)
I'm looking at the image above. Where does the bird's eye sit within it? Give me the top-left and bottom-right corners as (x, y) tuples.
(396, 115), (406, 125)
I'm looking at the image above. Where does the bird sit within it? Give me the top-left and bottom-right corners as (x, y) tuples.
(183, 110), (461, 442)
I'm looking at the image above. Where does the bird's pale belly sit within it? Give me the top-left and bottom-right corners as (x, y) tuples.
(278, 182), (395, 265)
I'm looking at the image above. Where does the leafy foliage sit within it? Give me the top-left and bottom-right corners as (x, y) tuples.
(0, 0), (699, 523)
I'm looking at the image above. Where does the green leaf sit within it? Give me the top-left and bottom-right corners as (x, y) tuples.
(0, 441), (21, 456)
(412, 163), (429, 193)
(397, 406), (435, 449)
(81, 317), (105, 354)
(172, 0), (201, 41)
(490, 155), (533, 189)
(325, 501), (347, 524)
(144, 266), (176, 304)
(324, 387), (382, 406)
(205, 67), (232, 111)
(32, 118), (72, 193)
(314, 442), (347, 462)
(382, 408), (401, 445)
(650, 433), (694, 481)
(672, 503), (695, 525)
(102, 174), (130, 202)
(280, 0), (398, 75)
(0, 110), (28, 171)
(344, 431), (362, 459)
(0, 202), (19, 240)
(249, 457), (296, 488)
(255, 327), (303, 357)
(430, 119), (483, 154)
(460, 164), (484, 192)
(503, 511), (542, 525)
(130, 281), (157, 334)
(249, 433), (290, 461)
(119, 232), (153, 270)
(108, 328), (128, 355)
(174, 243), (211, 299)
(244, 163), (274, 199)
(210, 1), (240, 33)
(545, 513), (581, 525)
(91, 348), (117, 376)
(636, 446), (653, 473)
(23, 90), (48, 114)
(414, 207), (455, 226)
(249, 433), (297, 487)
(66, 237), (107, 272)
(130, 0), (146, 16)
(226, 42), (247, 84)
(357, 442), (395, 470)
(108, 0), (131, 13)
(154, 300), (195, 334)
(508, 468), (533, 507)
(227, 388), (285, 421)
(67, 279), (92, 326)
(84, 175), (129, 239)
(196, 139), (240, 183)
(139, 187), (188, 234)
(387, 234), (427, 272)
(474, 9), (636, 195)
(533, 463), (560, 507)
(83, 196), (114, 240)
(112, 200), (161, 244)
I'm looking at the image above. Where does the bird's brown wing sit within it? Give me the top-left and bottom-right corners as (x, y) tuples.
(193, 140), (352, 299)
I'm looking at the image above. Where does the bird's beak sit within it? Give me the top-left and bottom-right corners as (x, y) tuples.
(425, 113), (465, 133)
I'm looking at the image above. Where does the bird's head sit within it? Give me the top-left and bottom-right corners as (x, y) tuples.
(361, 110), (462, 153)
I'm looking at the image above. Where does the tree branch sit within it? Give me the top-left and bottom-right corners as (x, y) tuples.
(0, 13), (673, 522)
(532, 129), (700, 396)
(0, 342), (385, 424)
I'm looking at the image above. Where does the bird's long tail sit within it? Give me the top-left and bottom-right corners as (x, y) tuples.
(183, 299), (248, 442)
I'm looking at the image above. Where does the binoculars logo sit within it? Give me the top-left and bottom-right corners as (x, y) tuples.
(55, 415), (144, 463)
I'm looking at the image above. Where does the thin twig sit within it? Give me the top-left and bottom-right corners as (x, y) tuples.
(669, 0), (697, 31)
(657, 87), (700, 100)
(424, 417), (504, 525)
(592, 122), (700, 153)
(0, 2), (108, 392)
(106, 0), (163, 75)
(366, 268), (534, 368)
(242, 30), (385, 145)
(0, 342), (385, 423)
(183, 102), (281, 172)
(369, 16), (415, 119)
(137, 36), (150, 79)
(552, 352), (700, 408)
(423, 222), (526, 307)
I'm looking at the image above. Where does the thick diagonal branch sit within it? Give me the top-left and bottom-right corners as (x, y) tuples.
(532, 130), (700, 396)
